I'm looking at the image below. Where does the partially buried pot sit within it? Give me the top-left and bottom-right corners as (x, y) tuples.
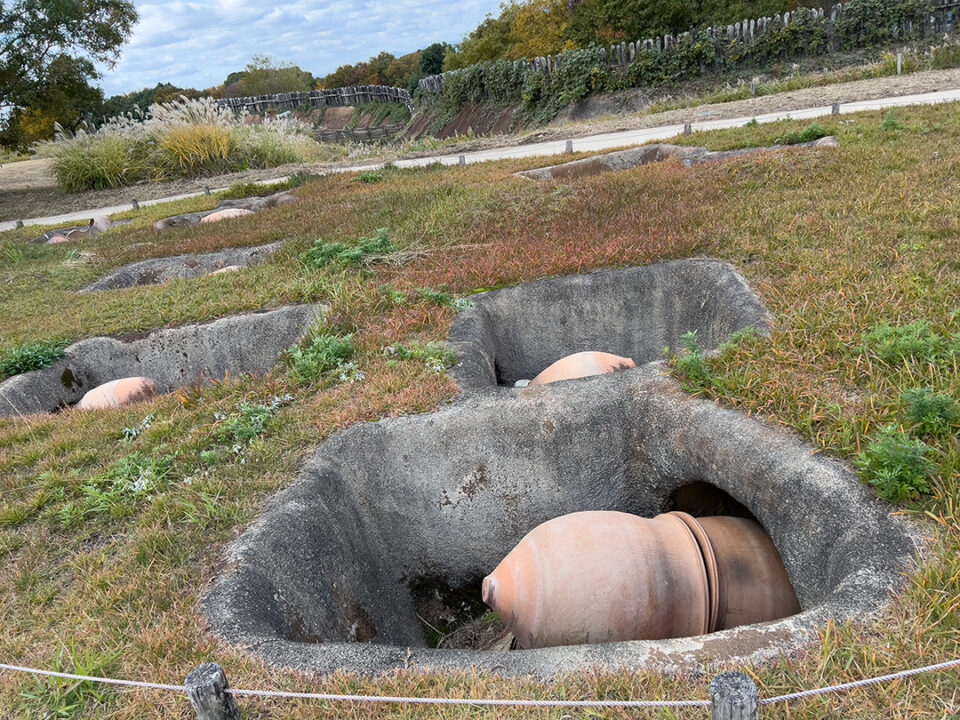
(76, 377), (159, 410)
(482, 510), (799, 649)
(528, 351), (635, 386)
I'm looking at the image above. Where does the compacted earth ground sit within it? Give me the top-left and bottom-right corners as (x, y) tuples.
(0, 99), (958, 719)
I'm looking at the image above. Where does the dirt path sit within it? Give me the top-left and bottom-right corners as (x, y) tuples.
(2, 67), (959, 223)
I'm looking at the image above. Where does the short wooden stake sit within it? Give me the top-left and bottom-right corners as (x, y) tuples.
(684, 123), (692, 135)
(204, 186), (211, 195)
(711, 672), (758, 720)
(15, 220), (23, 228)
(131, 199), (140, 210)
(458, 154), (465, 166)
(831, 102), (840, 115)
(897, 53), (903, 74)
(565, 139), (573, 153)
(186, 663), (242, 720)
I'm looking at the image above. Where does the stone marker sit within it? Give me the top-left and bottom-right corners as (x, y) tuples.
(76, 377), (159, 410)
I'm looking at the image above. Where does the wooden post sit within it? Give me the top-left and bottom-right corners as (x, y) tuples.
(711, 672), (758, 720)
(897, 53), (902, 74)
(458, 154), (466, 166)
(131, 199), (139, 210)
(684, 123), (692, 135)
(565, 139), (573, 153)
(186, 663), (242, 720)
(832, 102), (840, 115)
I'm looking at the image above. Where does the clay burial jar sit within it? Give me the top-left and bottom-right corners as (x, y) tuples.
(482, 510), (711, 648)
(200, 208), (254, 224)
(683, 514), (801, 630)
(482, 510), (799, 649)
(76, 377), (159, 410)
(528, 351), (635, 386)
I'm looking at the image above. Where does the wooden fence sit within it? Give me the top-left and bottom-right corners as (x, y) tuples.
(218, 85), (414, 114)
(419, 0), (960, 96)
(314, 121), (407, 143)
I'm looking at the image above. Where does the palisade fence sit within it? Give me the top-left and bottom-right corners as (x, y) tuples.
(418, 0), (960, 99)
(217, 85), (414, 114)
(314, 121), (408, 142)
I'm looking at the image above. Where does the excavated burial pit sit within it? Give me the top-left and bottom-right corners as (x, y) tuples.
(80, 242), (282, 292)
(206, 366), (916, 677)
(447, 259), (773, 391)
(0, 304), (321, 417)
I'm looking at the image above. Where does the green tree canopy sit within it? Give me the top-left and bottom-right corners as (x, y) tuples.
(0, 0), (137, 112)
(236, 55), (316, 96)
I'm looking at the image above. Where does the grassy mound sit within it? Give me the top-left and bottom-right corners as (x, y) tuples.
(0, 103), (958, 718)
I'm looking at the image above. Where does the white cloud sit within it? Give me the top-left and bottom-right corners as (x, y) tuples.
(98, 0), (501, 97)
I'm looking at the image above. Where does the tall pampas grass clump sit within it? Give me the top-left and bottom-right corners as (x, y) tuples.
(43, 96), (321, 192)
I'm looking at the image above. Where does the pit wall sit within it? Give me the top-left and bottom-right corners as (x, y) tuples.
(447, 259), (773, 390)
(206, 365), (917, 676)
(0, 304), (322, 417)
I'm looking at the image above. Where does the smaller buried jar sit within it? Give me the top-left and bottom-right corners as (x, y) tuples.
(528, 351), (635, 386)
(482, 510), (799, 649)
(76, 377), (159, 410)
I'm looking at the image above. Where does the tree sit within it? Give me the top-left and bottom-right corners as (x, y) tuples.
(1, 0), (137, 112)
(443, 11), (517, 70)
(507, 0), (575, 58)
(238, 55), (315, 96)
(418, 43), (449, 76)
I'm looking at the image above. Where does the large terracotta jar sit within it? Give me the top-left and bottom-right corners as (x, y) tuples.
(482, 510), (799, 649)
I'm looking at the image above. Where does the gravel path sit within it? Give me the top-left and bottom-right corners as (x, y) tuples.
(2, 67), (959, 224)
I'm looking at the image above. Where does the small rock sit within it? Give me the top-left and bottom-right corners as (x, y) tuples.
(814, 136), (840, 147)
(514, 379), (530, 387)
(200, 208), (255, 224)
(76, 377), (160, 410)
(46, 235), (71, 244)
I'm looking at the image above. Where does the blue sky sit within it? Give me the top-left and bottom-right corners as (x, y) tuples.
(98, 0), (503, 97)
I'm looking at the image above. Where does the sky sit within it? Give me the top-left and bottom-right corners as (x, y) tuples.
(98, 0), (504, 97)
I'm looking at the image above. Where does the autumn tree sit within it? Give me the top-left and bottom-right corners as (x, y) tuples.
(238, 55), (316, 96)
(1, 0), (137, 147)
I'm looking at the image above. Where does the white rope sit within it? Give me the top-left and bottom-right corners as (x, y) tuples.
(2, 656), (959, 709)
(0, 663), (184, 692)
(227, 688), (709, 707)
(760, 657), (960, 704)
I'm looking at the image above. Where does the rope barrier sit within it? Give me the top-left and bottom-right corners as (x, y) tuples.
(1, 657), (959, 708)
(760, 657), (960, 704)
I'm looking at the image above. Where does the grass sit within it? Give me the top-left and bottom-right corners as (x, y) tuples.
(43, 97), (323, 191)
(0, 102), (959, 718)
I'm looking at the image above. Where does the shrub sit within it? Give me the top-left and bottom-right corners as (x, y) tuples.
(880, 108), (904, 131)
(285, 333), (357, 385)
(43, 97), (320, 191)
(776, 121), (828, 145)
(299, 228), (395, 269)
(854, 424), (932, 502)
(862, 320), (945, 363)
(383, 342), (457, 374)
(415, 286), (473, 311)
(932, 44), (960, 69)
(668, 331), (712, 388)
(901, 388), (959, 436)
(353, 171), (384, 183)
(214, 395), (292, 444)
(0, 341), (67, 379)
